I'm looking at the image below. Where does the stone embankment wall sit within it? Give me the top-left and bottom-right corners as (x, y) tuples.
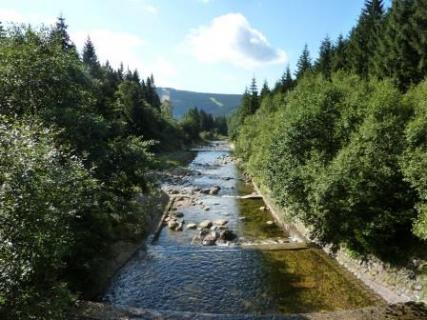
(251, 180), (427, 305)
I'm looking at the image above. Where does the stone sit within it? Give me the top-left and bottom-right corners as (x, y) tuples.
(259, 206), (266, 211)
(186, 223), (197, 230)
(214, 219), (228, 226)
(173, 212), (184, 218)
(202, 232), (217, 246)
(199, 220), (213, 229)
(219, 229), (237, 241)
(209, 186), (221, 195)
(201, 188), (210, 194)
(266, 220), (274, 226)
(175, 222), (183, 231)
(239, 217), (247, 221)
(168, 220), (179, 230)
(170, 189), (179, 194)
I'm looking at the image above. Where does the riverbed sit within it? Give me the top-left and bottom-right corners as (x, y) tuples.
(103, 141), (380, 315)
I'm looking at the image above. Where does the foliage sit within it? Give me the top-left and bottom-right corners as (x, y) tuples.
(233, 73), (427, 258)
(401, 81), (427, 240)
(0, 117), (100, 319)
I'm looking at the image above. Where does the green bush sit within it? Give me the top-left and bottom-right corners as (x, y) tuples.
(234, 73), (424, 257)
(0, 117), (101, 319)
(401, 80), (427, 240)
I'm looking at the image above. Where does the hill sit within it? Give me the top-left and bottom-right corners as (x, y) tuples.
(157, 87), (242, 118)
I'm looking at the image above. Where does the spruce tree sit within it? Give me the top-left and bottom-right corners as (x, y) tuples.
(295, 44), (312, 79)
(249, 77), (259, 114)
(82, 37), (101, 78)
(347, 0), (385, 77)
(260, 80), (271, 101)
(410, 0), (427, 78)
(374, 0), (420, 89)
(50, 15), (75, 51)
(332, 34), (349, 72)
(316, 36), (333, 79)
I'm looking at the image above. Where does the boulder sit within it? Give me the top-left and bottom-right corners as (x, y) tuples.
(219, 229), (237, 241)
(199, 220), (212, 229)
(168, 220), (179, 230)
(186, 223), (197, 230)
(209, 186), (221, 195)
(214, 219), (228, 226)
(173, 212), (184, 218)
(202, 232), (218, 246)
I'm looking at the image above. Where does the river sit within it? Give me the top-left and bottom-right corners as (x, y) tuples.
(103, 141), (379, 316)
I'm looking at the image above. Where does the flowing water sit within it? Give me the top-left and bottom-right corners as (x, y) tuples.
(103, 142), (380, 315)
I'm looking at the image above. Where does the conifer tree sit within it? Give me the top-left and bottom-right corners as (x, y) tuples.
(316, 36), (333, 79)
(410, 0), (427, 77)
(82, 37), (101, 78)
(347, 0), (385, 77)
(373, 0), (420, 89)
(295, 44), (312, 79)
(50, 15), (75, 51)
(260, 80), (271, 101)
(249, 77), (259, 114)
(275, 65), (294, 93)
(332, 34), (349, 72)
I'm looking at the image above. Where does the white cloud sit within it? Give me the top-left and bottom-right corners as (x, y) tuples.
(143, 4), (158, 14)
(72, 30), (178, 87)
(0, 8), (55, 25)
(72, 29), (145, 71)
(0, 8), (25, 23)
(185, 13), (287, 69)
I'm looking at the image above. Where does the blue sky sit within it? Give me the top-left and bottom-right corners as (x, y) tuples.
(0, 1), (390, 94)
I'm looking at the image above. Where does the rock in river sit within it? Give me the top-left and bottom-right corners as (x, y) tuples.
(219, 229), (237, 241)
(168, 220), (179, 230)
(214, 219), (228, 226)
(186, 223), (197, 230)
(202, 232), (218, 246)
(266, 220), (274, 226)
(209, 186), (221, 195)
(199, 220), (213, 229)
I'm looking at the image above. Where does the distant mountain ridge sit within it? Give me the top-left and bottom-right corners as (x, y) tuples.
(157, 87), (242, 118)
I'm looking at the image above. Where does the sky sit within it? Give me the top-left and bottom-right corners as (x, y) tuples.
(0, 0), (390, 94)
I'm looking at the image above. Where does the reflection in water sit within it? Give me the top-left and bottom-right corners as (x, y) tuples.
(104, 142), (378, 314)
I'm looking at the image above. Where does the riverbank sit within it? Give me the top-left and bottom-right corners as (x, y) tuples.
(245, 171), (427, 306)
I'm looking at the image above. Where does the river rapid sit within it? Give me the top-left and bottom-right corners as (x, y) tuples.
(103, 141), (379, 315)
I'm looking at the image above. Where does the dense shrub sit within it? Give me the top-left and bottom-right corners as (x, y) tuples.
(0, 117), (101, 319)
(234, 74), (426, 257)
(401, 80), (427, 240)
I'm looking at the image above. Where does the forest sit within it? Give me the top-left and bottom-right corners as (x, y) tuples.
(230, 0), (427, 258)
(0, 18), (225, 319)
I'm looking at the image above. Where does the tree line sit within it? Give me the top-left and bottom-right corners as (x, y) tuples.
(230, 0), (427, 260)
(0, 17), (222, 319)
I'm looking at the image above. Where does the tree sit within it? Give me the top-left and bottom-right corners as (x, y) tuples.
(295, 44), (312, 79)
(315, 36), (333, 79)
(260, 80), (271, 101)
(373, 0), (420, 89)
(82, 36), (101, 78)
(411, 0), (427, 77)
(332, 34), (349, 72)
(50, 15), (75, 51)
(249, 77), (259, 114)
(347, 0), (385, 77)
(275, 65), (294, 94)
